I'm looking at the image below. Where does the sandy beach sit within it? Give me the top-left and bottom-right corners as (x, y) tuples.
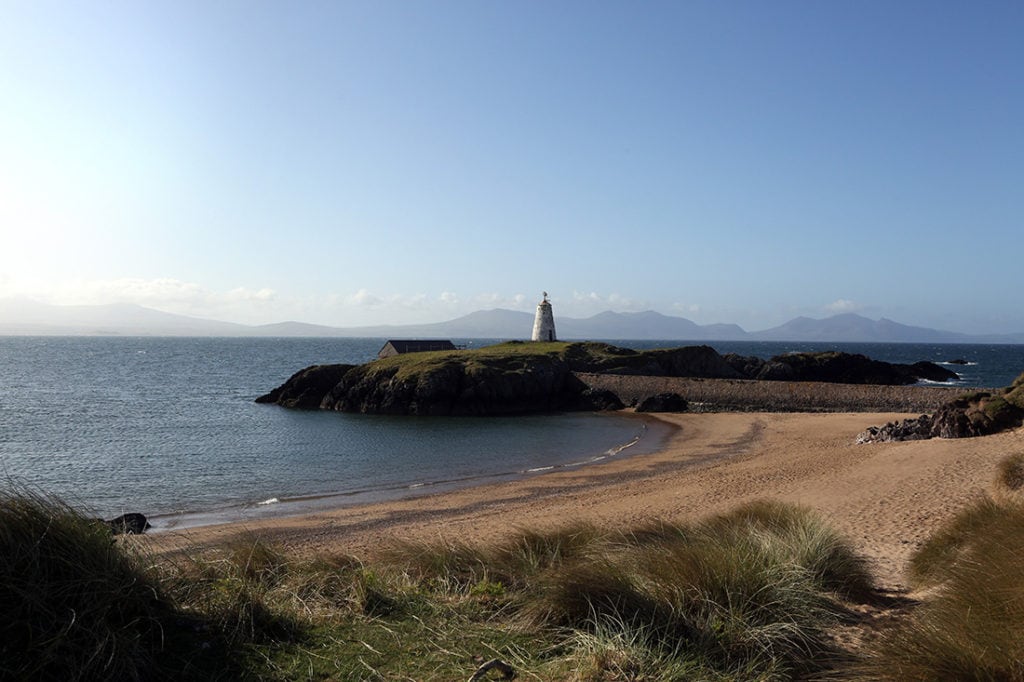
(149, 411), (1024, 590)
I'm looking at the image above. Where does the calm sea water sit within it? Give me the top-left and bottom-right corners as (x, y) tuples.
(0, 337), (670, 528)
(1, 336), (1021, 529)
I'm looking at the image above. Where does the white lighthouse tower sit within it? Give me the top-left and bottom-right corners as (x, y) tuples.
(531, 292), (557, 342)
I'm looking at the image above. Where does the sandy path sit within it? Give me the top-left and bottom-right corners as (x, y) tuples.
(147, 412), (1024, 589)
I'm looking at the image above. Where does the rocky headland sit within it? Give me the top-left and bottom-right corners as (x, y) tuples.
(257, 341), (961, 416)
(858, 371), (1024, 442)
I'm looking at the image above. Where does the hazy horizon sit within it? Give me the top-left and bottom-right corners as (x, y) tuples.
(5, 296), (1024, 342)
(2, 3), (1022, 334)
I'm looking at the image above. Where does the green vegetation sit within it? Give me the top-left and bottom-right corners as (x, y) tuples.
(858, 485), (1024, 680)
(365, 340), (639, 380)
(0, 489), (238, 680)
(998, 452), (1024, 492)
(949, 371), (1024, 436)
(3, 491), (879, 681)
(1004, 371), (1024, 410)
(12, 484), (1024, 680)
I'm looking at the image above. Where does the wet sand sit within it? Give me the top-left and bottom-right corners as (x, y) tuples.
(147, 411), (1024, 589)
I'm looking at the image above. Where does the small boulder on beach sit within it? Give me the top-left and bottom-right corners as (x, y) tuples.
(636, 393), (689, 413)
(104, 512), (151, 535)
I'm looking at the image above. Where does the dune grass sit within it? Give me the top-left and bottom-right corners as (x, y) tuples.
(2, 490), (882, 680)
(856, 478), (1024, 680)
(384, 500), (872, 680)
(997, 451), (1024, 492)
(20, 483), (1024, 680)
(0, 488), (234, 680)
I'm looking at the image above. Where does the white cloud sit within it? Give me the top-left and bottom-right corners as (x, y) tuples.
(568, 290), (648, 315)
(227, 287), (277, 303)
(0, 276), (293, 324)
(824, 299), (865, 314)
(473, 292), (532, 310)
(671, 302), (701, 315)
(345, 288), (384, 308)
(36, 277), (208, 306)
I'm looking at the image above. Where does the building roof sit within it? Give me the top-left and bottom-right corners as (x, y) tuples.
(379, 339), (457, 355)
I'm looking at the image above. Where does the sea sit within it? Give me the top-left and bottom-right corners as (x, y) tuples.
(1, 336), (1022, 531)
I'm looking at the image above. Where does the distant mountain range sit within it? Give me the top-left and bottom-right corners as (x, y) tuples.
(1, 297), (1022, 344)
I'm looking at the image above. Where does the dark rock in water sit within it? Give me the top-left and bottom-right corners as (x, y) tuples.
(767, 352), (957, 385)
(255, 364), (355, 409)
(723, 351), (956, 385)
(636, 393), (689, 413)
(947, 358), (969, 365)
(908, 361), (960, 383)
(105, 513), (151, 535)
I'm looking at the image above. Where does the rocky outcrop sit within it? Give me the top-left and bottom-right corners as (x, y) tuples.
(858, 372), (1024, 442)
(636, 393), (688, 413)
(320, 355), (603, 415)
(255, 364), (355, 409)
(574, 388), (626, 411)
(724, 351), (958, 385)
(258, 343), (742, 416)
(257, 342), (969, 417)
(598, 345), (744, 378)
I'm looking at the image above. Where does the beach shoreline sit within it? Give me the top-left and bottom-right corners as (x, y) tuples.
(146, 410), (677, 533)
(146, 410), (1023, 589)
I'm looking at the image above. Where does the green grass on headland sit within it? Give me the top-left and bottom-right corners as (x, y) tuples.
(7, 483), (1024, 680)
(368, 340), (637, 380)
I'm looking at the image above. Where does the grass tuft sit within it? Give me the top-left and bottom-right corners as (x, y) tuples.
(997, 452), (1024, 493)
(907, 495), (1008, 588)
(2, 487), (887, 680)
(0, 488), (226, 680)
(390, 500), (871, 679)
(856, 495), (1024, 680)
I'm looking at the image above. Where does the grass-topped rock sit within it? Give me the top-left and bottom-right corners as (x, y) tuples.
(259, 341), (960, 416)
(858, 370), (1024, 442)
(260, 341), (740, 416)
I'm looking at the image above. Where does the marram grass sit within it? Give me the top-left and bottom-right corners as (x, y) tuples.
(0, 488), (223, 680)
(854, 489), (1024, 680)
(20, 486), (1024, 681)
(387, 500), (872, 680)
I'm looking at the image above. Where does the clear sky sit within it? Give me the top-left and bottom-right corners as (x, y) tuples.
(1, 1), (1021, 333)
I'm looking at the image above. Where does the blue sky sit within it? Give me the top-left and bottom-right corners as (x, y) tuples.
(1, 1), (1021, 333)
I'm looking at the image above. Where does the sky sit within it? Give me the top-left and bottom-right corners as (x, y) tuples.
(1, 1), (1021, 334)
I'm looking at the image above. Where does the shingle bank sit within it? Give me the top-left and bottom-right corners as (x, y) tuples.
(575, 372), (964, 413)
